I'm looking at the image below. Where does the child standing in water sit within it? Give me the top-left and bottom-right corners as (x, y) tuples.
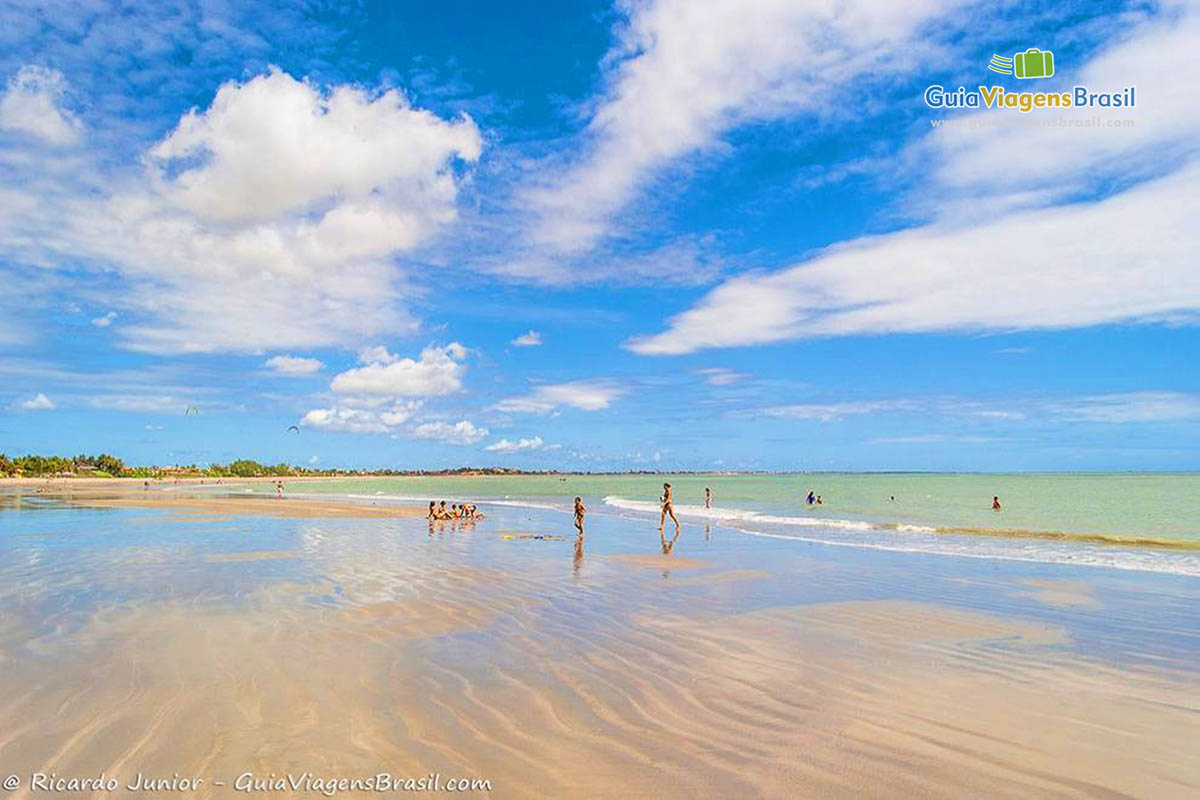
(659, 482), (680, 533)
(704, 487), (712, 508)
(574, 496), (586, 533)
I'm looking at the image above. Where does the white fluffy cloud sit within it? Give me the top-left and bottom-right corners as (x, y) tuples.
(18, 392), (55, 410)
(300, 343), (468, 436)
(148, 68), (481, 226)
(2, 68), (481, 354)
(484, 436), (545, 453)
(0, 66), (81, 145)
(301, 401), (422, 435)
(264, 355), (324, 375)
(510, 330), (542, 347)
(525, 0), (965, 253)
(493, 380), (626, 414)
(410, 419), (489, 445)
(330, 343), (466, 397)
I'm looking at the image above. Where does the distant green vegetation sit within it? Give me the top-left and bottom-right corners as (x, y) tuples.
(0, 453), (289, 478)
(0, 453), (127, 477)
(0, 454), (544, 479)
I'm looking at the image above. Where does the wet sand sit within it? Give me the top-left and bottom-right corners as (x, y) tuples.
(78, 495), (427, 518)
(0, 503), (1196, 798)
(3, 590), (1194, 798)
(4, 480), (427, 518)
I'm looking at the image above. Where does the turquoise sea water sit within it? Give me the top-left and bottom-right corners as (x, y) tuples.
(246, 473), (1200, 576)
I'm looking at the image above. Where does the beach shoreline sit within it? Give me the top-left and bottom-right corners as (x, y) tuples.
(7, 473), (1198, 574)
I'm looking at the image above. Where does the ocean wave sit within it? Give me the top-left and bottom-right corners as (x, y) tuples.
(601, 495), (1200, 576)
(729, 527), (1200, 576)
(601, 495), (934, 533)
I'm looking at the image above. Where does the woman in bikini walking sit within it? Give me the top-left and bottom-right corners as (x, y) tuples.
(659, 482), (680, 533)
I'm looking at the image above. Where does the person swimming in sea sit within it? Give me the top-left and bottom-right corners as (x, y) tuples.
(992, 496), (1003, 511)
(427, 501), (438, 520)
(806, 490), (815, 505)
(574, 496), (586, 533)
(659, 482), (680, 533)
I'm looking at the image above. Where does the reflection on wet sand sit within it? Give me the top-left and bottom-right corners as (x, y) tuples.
(660, 529), (679, 555)
(3, 581), (1195, 800)
(1, 505), (1196, 799)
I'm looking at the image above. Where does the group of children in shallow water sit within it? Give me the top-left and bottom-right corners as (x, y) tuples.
(426, 500), (485, 521)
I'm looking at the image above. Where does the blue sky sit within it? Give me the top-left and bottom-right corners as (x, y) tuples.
(1, 0), (1197, 471)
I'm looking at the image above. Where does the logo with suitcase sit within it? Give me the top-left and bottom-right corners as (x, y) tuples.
(988, 48), (1055, 79)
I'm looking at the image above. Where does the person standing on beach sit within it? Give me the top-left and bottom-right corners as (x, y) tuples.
(659, 482), (680, 533)
(992, 496), (1003, 511)
(574, 496), (586, 533)
(704, 487), (712, 508)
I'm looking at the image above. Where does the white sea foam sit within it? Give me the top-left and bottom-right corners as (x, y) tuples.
(602, 496), (1200, 577)
(731, 526), (1200, 576)
(601, 495), (933, 532)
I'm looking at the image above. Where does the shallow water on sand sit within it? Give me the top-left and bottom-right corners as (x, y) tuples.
(239, 473), (1200, 576)
(248, 473), (1200, 542)
(0, 500), (1197, 798)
